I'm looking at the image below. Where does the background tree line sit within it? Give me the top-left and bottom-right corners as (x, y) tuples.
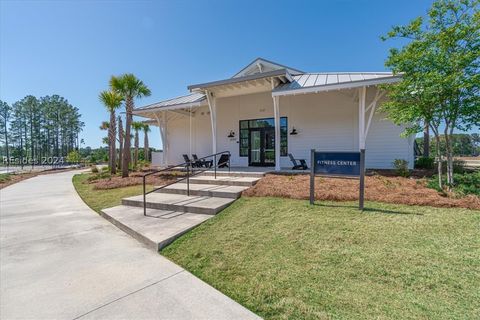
(0, 95), (84, 164)
(416, 133), (480, 157)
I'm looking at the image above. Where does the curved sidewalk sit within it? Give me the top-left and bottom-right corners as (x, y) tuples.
(0, 170), (260, 319)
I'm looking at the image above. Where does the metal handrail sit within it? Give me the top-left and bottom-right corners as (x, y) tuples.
(141, 151), (231, 216)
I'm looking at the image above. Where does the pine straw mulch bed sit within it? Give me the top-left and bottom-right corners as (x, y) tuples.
(243, 174), (480, 210)
(89, 171), (184, 190)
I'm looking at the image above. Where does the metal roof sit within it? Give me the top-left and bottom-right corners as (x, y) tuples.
(273, 72), (402, 96)
(135, 92), (206, 112)
(187, 69), (292, 91)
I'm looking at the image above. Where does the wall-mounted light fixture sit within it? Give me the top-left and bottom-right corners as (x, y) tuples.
(290, 127), (298, 135)
(227, 130), (235, 138)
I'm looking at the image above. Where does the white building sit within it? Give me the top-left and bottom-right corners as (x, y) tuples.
(134, 58), (414, 170)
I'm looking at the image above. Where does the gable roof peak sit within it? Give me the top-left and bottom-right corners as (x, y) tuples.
(232, 57), (304, 78)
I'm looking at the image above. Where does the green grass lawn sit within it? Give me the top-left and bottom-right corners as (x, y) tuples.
(162, 197), (480, 320)
(72, 173), (152, 213)
(0, 173), (11, 183)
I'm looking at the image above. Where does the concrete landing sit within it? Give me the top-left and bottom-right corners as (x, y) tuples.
(201, 170), (266, 178)
(122, 193), (236, 215)
(185, 175), (261, 187)
(158, 182), (249, 199)
(101, 206), (213, 251)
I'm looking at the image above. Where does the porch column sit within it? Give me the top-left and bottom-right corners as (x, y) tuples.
(206, 90), (217, 155)
(358, 86), (366, 150)
(273, 96), (281, 171)
(163, 110), (168, 166)
(154, 112), (166, 166)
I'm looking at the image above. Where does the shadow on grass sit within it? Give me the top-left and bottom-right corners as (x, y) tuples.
(312, 202), (423, 215)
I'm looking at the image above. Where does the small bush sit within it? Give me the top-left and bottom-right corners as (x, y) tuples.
(428, 171), (480, 196)
(102, 166), (109, 172)
(91, 165), (99, 173)
(415, 157), (434, 169)
(393, 159), (410, 177)
(66, 150), (81, 163)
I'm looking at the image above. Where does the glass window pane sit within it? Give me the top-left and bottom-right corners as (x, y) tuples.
(249, 120), (259, 128)
(240, 130), (248, 139)
(240, 121), (248, 129)
(280, 117), (287, 127)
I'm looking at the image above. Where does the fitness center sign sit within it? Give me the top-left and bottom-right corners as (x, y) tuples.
(310, 150), (365, 209)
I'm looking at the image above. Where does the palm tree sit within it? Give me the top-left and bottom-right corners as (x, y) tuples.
(110, 74), (151, 177)
(131, 121), (144, 169)
(143, 124), (150, 162)
(99, 90), (123, 174)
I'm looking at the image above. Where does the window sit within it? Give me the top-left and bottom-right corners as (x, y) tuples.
(239, 117), (288, 157)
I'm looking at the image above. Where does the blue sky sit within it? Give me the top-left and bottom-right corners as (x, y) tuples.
(1, 0), (452, 148)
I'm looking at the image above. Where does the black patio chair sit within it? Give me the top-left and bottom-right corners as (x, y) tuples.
(289, 153), (308, 170)
(217, 154), (230, 168)
(183, 154), (199, 168)
(192, 154), (213, 168)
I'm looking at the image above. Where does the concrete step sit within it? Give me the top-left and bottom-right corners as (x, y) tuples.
(180, 175), (261, 187)
(122, 193), (235, 215)
(156, 183), (248, 199)
(101, 205), (213, 251)
(200, 171), (266, 178)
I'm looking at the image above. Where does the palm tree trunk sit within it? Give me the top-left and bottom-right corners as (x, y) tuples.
(122, 97), (132, 177)
(109, 111), (116, 174)
(144, 132), (149, 162)
(134, 131), (139, 168)
(118, 116), (123, 171)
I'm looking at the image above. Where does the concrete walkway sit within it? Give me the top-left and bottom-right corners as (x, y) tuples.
(0, 170), (260, 319)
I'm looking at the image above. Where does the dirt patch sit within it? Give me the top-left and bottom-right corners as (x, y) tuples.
(90, 171), (182, 190)
(243, 174), (480, 210)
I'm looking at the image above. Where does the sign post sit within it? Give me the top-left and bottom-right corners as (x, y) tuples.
(310, 149), (315, 205)
(359, 149), (365, 210)
(310, 150), (365, 210)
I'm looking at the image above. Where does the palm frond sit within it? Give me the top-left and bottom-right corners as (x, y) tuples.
(99, 90), (123, 112)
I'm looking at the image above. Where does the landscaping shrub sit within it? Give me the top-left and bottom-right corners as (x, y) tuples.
(90, 165), (99, 173)
(393, 159), (410, 177)
(428, 171), (480, 196)
(415, 157), (434, 169)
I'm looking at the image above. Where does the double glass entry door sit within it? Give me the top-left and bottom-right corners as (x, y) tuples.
(249, 128), (275, 166)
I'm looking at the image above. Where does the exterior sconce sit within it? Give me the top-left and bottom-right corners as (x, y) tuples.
(227, 130), (235, 138)
(290, 127), (298, 135)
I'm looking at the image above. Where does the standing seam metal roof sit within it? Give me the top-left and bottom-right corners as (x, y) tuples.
(135, 92), (206, 111)
(135, 72), (399, 112)
(274, 72), (397, 92)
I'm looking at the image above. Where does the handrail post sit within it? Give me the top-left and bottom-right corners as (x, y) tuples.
(143, 175), (146, 216)
(186, 163), (190, 196)
(214, 154), (217, 179)
(228, 152), (231, 173)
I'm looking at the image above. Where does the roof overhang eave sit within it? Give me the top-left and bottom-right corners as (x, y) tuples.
(272, 76), (402, 97)
(133, 101), (207, 115)
(187, 69), (292, 92)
